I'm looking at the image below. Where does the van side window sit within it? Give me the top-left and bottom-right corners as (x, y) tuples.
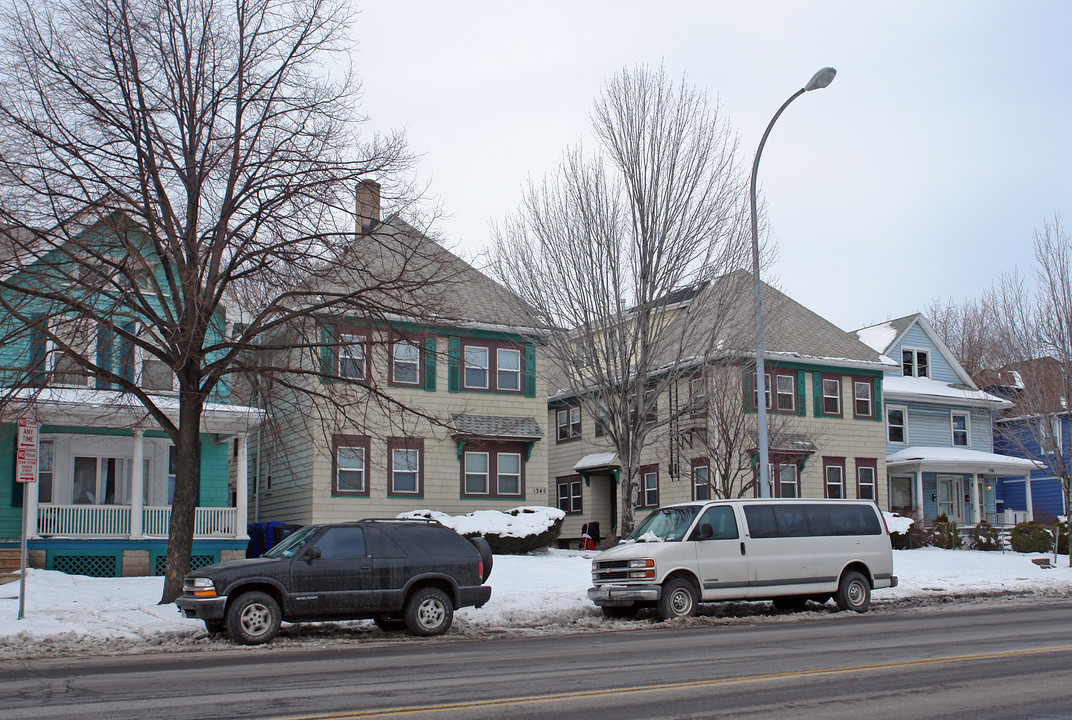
(743, 505), (778, 538)
(691, 506), (739, 540)
(773, 504), (809, 537)
(805, 504), (881, 536)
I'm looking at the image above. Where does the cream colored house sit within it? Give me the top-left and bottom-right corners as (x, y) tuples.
(549, 274), (894, 547)
(252, 183), (548, 526)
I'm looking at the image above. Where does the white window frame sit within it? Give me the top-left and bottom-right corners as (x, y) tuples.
(463, 345), (489, 389)
(557, 478), (582, 514)
(641, 470), (658, 508)
(776, 374), (795, 412)
(822, 377), (841, 415)
(902, 347), (930, 378)
(390, 447), (420, 495)
(392, 340), (420, 385)
(134, 323), (178, 393)
(951, 411), (971, 448)
(825, 464), (844, 499)
(857, 465), (877, 501)
(339, 334), (367, 380)
(496, 452), (522, 496)
(692, 463), (710, 501)
(754, 371), (772, 410)
(49, 316), (97, 388)
(777, 464), (799, 498)
(887, 404), (908, 444)
(854, 380), (872, 418)
(496, 348), (521, 391)
(464, 451), (490, 494)
(336, 445), (367, 494)
(689, 374), (707, 417)
(1040, 416), (1062, 455)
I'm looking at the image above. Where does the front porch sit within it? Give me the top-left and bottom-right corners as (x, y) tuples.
(36, 504), (240, 538)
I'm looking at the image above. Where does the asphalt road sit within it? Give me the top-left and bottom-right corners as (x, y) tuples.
(3, 599), (1072, 720)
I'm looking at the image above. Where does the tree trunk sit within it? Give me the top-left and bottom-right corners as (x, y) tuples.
(159, 389), (204, 604)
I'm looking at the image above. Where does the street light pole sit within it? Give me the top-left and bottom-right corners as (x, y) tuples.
(750, 66), (836, 498)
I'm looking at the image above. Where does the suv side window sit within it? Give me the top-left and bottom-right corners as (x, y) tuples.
(691, 506), (739, 540)
(313, 527), (367, 559)
(365, 526), (407, 558)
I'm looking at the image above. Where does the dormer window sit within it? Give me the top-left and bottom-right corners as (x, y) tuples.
(902, 348), (929, 378)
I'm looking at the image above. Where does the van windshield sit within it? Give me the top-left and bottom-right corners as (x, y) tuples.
(629, 506), (700, 542)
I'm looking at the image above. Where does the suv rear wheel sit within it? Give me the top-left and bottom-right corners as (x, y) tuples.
(404, 587), (454, 636)
(227, 591), (282, 645)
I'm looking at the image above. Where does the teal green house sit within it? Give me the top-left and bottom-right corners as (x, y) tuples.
(0, 215), (263, 576)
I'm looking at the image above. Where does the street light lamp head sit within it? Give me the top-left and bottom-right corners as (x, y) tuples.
(804, 67), (837, 92)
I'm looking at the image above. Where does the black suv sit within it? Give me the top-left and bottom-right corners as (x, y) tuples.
(176, 518), (493, 644)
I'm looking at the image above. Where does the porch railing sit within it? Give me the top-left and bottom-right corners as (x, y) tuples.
(37, 504), (240, 539)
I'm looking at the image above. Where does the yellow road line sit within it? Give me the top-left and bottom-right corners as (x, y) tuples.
(275, 644), (1072, 720)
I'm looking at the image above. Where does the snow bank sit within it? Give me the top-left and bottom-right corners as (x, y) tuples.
(397, 506), (565, 538)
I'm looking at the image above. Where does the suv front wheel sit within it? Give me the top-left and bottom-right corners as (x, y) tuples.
(227, 591), (282, 645)
(404, 587), (454, 636)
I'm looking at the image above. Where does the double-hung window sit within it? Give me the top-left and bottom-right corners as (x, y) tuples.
(777, 464), (799, 498)
(463, 451), (489, 494)
(887, 405), (908, 443)
(497, 348), (521, 391)
(822, 377), (841, 416)
(388, 439), (423, 495)
(753, 372), (772, 410)
(462, 444), (526, 497)
(690, 374), (707, 418)
(333, 435), (370, 496)
(692, 461), (710, 501)
(857, 459), (877, 501)
(824, 457), (845, 499)
(392, 340), (420, 385)
(951, 412), (970, 447)
(636, 467), (659, 508)
(340, 334), (367, 380)
(557, 477), (582, 514)
(776, 374), (795, 411)
(854, 380), (873, 418)
(464, 346), (489, 389)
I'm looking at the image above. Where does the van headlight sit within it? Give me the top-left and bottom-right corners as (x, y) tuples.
(628, 558), (655, 579)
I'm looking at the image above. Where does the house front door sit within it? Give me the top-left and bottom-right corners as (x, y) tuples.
(936, 475), (963, 522)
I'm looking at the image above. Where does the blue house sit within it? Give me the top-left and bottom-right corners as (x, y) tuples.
(0, 214), (263, 576)
(855, 314), (1038, 525)
(977, 359), (1068, 522)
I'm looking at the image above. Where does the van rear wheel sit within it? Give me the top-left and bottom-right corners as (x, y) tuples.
(657, 578), (698, 620)
(835, 571), (871, 613)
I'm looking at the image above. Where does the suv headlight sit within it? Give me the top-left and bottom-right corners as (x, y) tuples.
(628, 558), (655, 579)
(185, 577), (217, 597)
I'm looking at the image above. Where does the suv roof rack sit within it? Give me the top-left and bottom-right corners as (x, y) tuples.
(353, 517), (445, 526)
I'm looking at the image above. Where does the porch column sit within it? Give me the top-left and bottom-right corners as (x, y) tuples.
(1024, 475), (1034, 521)
(914, 472), (924, 520)
(968, 473), (979, 524)
(236, 433), (249, 539)
(130, 428), (145, 538)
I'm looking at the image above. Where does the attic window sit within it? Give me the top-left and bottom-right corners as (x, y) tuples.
(902, 348), (929, 378)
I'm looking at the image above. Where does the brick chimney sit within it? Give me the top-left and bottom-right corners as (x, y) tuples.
(356, 179), (381, 235)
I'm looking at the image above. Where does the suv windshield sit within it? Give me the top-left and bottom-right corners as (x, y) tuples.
(262, 526), (318, 558)
(629, 506), (701, 542)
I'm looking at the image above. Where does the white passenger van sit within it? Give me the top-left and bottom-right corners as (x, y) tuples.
(588, 499), (897, 620)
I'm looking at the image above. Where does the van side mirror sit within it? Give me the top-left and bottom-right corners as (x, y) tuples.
(305, 545), (321, 561)
(698, 523), (714, 541)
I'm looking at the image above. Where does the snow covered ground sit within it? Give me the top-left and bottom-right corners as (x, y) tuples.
(2, 547), (1071, 659)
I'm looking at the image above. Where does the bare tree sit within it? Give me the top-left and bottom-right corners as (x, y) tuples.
(0, 0), (440, 601)
(493, 65), (754, 535)
(987, 216), (1072, 564)
(925, 294), (1000, 375)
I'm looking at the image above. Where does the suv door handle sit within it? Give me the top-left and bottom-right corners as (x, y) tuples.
(740, 542), (746, 556)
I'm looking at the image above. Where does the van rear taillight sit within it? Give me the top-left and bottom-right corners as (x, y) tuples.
(478, 560), (483, 579)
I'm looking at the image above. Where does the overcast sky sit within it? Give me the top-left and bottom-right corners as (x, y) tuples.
(353, 1), (1072, 333)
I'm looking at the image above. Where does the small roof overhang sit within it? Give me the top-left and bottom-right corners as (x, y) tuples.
(0, 388), (265, 435)
(449, 414), (543, 440)
(886, 446), (1043, 476)
(574, 452), (619, 472)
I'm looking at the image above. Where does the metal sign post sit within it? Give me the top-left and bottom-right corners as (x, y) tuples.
(16, 417), (39, 621)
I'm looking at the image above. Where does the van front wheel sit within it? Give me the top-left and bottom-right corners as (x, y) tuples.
(657, 578), (698, 620)
(835, 571), (871, 613)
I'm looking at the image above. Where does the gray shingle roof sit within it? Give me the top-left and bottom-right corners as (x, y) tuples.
(450, 414), (544, 439)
